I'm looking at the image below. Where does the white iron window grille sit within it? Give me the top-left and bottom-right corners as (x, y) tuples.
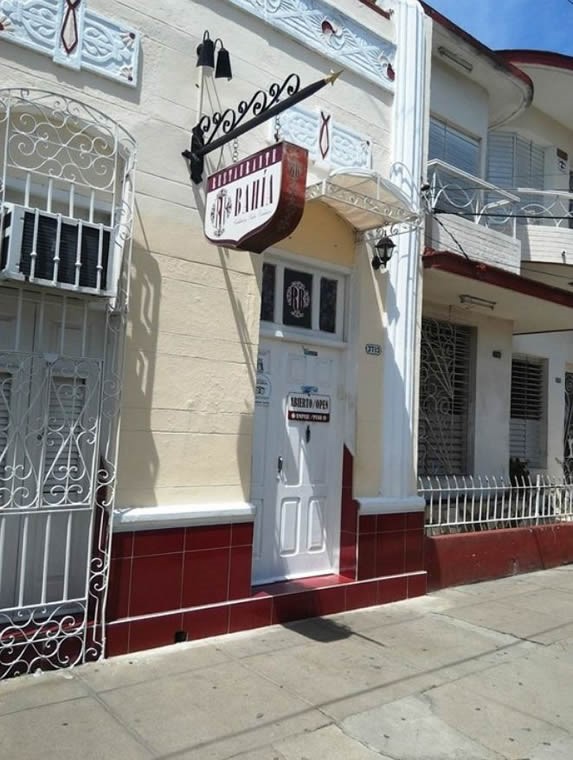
(0, 90), (134, 680)
(564, 372), (573, 481)
(418, 318), (474, 477)
(510, 356), (546, 469)
(0, 89), (135, 299)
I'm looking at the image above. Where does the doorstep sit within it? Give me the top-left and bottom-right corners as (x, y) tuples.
(105, 570), (427, 657)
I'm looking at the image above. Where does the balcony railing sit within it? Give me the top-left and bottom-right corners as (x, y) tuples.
(428, 159), (518, 236)
(419, 474), (573, 535)
(515, 188), (573, 228)
(428, 162), (573, 235)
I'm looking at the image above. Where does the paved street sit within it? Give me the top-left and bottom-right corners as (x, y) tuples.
(3, 567), (573, 759)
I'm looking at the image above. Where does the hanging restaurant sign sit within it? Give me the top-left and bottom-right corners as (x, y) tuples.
(287, 393), (331, 423)
(204, 142), (308, 253)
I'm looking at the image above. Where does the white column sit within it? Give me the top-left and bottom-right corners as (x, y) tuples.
(360, 0), (429, 515)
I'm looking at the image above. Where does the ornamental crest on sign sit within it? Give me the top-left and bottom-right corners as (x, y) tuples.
(210, 189), (233, 237)
(286, 280), (310, 318)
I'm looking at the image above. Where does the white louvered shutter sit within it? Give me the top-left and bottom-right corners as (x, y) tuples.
(510, 357), (545, 468)
(43, 376), (87, 506)
(487, 132), (515, 189)
(488, 132), (545, 190)
(0, 373), (11, 507)
(429, 117), (480, 176)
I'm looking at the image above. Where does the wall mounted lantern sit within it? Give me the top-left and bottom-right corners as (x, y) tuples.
(372, 235), (395, 270)
(196, 31), (233, 80)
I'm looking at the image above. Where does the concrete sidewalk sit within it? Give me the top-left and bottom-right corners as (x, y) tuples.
(3, 567), (573, 760)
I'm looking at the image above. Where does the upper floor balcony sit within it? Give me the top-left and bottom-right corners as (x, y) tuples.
(427, 159), (573, 271)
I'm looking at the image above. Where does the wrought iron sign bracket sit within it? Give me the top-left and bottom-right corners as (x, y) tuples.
(183, 70), (342, 184)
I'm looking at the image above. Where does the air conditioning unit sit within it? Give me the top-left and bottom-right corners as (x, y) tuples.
(0, 203), (117, 297)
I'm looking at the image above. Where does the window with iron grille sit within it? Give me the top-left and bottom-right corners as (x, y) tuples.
(418, 318), (474, 476)
(510, 356), (546, 468)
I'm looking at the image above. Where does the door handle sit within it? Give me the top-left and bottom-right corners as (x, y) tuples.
(277, 456), (284, 477)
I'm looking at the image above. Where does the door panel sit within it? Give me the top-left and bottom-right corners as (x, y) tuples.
(252, 339), (343, 583)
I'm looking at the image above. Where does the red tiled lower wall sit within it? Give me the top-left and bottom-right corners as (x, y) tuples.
(357, 511), (425, 580)
(107, 522), (254, 622)
(105, 446), (427, 660)
(340, 446), (358, 579)
(426, 523), (573, 591)
(106, 571), (427, 657)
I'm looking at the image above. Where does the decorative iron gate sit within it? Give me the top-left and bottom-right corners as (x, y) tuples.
(564, 372), (573, 481)
(418, 318), (473, 476)
(0, 90), (134, 678)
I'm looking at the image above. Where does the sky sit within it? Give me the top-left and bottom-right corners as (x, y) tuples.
(426, 0), (573, 55)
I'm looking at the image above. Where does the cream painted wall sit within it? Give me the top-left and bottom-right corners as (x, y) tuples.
(0, 0), (399, 510)
(423, 303), (514, 477)
(430, 60), (489, 150)
(280, 202), (355, 269)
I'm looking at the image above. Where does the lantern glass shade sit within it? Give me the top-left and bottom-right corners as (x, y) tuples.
(196, 32), (215, 68)
(215, 46), (233, 80)
(374, 235), (396, 267)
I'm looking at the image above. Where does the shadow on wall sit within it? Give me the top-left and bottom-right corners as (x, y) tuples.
(222, 243), (260, 503)
(115, 199), (161, 503)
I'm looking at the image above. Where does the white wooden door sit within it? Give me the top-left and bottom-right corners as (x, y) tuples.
(252, 340), (343, 584)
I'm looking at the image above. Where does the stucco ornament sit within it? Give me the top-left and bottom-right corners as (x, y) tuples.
(274, 104), (372, 169)
(0, 0), (139, 86)
(225, 0), (397, 90)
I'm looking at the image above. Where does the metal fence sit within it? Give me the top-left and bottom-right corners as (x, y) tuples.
(418, 474), (573, 535)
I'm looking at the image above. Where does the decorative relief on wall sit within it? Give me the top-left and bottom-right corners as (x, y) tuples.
(275, 104), (371, 169)
(226, 0), (396, 91)
(0, 0), (139, 86)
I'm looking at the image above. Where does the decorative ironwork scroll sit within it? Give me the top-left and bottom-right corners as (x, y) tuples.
(184, 71), (341, 183)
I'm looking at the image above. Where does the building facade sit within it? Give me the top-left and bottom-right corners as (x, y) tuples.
(419, 5), (573, 584)
(0, 0), (430, 677)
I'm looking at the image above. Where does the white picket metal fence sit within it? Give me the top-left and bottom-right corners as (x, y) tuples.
(418, 475), (573, 535)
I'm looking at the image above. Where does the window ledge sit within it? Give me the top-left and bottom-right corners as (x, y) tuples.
(112, 502), (256, 532)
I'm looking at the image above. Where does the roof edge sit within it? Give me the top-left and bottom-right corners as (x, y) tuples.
(423, 249), (573, 309)
(420, 3), (534, 94)
(499, 49), (573, 72)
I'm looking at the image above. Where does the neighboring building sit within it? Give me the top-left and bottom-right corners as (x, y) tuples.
(419, 5), (573, 583)
(420, 4), (573, 484)
(0, 0), (430, 677)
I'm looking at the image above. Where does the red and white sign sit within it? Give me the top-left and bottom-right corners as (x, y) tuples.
(287, 393), (331, 423)
(204, 142), (308, 254)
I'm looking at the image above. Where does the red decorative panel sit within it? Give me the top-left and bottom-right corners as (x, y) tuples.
(183, 606), (229, 641)
(130, 554), (183, 617)
(111, 531), (134, 560)
(377, 576), (408, 604)
(228, 545), (253, 600)
(107, 558), (132, 620)
(130, 613), (183, 654)
(407, 573), (427, 599)
(426, 523), (573, 591)
(339, 446), (358, 578)
(231, 522), (254, 547)
(346, 581), (377, 611)
(186, 524), (231, 551)
(133, 527), (184, 557)
(229, 598), (273, 633)
(357, 510), (425, 582)
(182, 547), (230, 607)
(376, 531), (406, 577)
(105, 622), (130, 657)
